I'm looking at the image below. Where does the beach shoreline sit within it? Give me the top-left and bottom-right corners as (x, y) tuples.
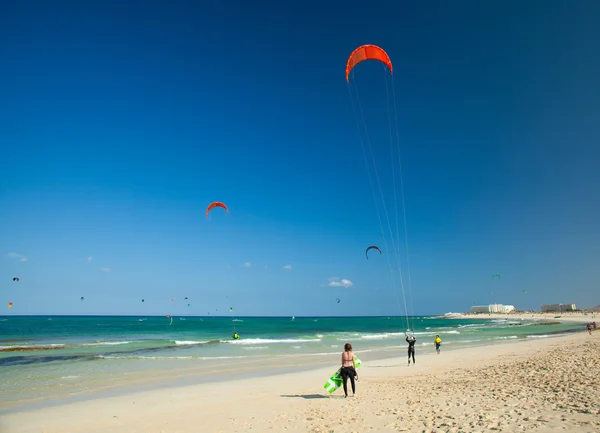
(448, 312), (596, 324)
(1, 323), (585, 415)
(2, 331), (598, 433)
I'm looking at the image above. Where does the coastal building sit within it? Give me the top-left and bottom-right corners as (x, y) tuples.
(467, 304), (515, 314)
(541, 303), (577, 313)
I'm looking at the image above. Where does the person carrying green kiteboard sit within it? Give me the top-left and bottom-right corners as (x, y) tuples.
(341, 343), (358, 397)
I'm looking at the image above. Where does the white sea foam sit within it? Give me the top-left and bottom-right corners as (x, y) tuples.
(0, 343), (66, 350)
(80, 341), (133, 347)
(174, 340), (209, 346)
(223, 338), (321, 345)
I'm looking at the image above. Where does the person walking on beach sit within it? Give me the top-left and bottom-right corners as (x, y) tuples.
(434, 335), (442, 354)
(406, 334), (416, 365)
(587, 323), (592, 335)
(341, 343), (357, 398)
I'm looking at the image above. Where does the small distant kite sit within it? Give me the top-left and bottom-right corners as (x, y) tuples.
(336, 298), (341, 304)
(184, 297), (188, 300)
(206, 201), (229, 219)
(187, 303), (191, 307)
(12, 277), (19, 282)
(365, 245), (382, 259)
(8, 302), (13, 308)
(522, 290), (528, 295)
(166, 315), (173, 325)
(80, 297), (84, 301)
(229, 307), (233, 312)
(170, 298), (174, 303)
(492, 274), (500, 280)
(142, 299), (145, 303)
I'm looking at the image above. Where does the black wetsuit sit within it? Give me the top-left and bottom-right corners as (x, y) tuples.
(340, 353), (356, 396)
(406, 336), (416, 364)
(341, 366), (356, 396)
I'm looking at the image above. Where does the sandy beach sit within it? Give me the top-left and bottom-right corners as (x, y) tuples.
(1, 331), (598, 433)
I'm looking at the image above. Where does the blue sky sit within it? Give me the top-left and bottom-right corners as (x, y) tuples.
(1, 1), (599, 316)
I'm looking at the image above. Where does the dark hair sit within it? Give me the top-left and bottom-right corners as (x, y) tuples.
(344, 343), (352, 351)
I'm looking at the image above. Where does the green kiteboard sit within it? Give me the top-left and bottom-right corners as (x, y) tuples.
(323, 357), (361, 394)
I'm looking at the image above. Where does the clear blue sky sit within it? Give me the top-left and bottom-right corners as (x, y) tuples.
(1, 1), (599, 316)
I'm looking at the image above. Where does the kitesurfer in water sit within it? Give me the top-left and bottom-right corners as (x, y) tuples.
(341, 343), (357, 397)
(232, 332), (239, 340)
(406, 334), (416, 365)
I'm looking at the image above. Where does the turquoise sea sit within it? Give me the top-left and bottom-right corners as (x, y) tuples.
(0, 315), (582, 411)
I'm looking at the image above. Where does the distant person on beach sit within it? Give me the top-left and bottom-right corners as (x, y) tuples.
(587, 323), (592, 335)
(341, 343), (357, 398)
(406, 335), (416, 365)
(434, 335), (442, 354)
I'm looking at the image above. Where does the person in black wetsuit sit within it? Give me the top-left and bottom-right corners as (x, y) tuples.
(340, 343), (358, 397)
(406, 334), (416, 365)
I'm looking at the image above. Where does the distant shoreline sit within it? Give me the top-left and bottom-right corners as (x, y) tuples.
(449, 312), (596, 324)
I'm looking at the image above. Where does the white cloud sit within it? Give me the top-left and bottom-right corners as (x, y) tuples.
(101, 267), (111, 273)
(243, 262), (251, 268)
(283, 265), (293, 270)
(7, 252), (27, 262)
(328, 278), (353, 288)
(86, 256), (93, 263)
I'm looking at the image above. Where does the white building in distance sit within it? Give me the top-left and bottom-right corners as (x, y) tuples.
(541, 303), (577, 313)
(468, 304), (516, 314)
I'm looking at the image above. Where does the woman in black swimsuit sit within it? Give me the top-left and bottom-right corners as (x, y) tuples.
(341, 343), (357, 397)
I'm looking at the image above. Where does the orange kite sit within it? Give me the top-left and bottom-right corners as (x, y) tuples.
(206, 201), (229, 218)
(345, 44), (393, 82)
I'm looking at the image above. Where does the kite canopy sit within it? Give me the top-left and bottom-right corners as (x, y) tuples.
(8, 302), (13, 308)
(206, 201), (229, 218)
(492, 274), (500, 280)
(345, 44), (393, 82)
(12, 277), (19, 282)
(365, 245), (382, 259)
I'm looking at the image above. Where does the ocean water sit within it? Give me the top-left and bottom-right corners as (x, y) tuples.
(0, 315), (582, 410)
